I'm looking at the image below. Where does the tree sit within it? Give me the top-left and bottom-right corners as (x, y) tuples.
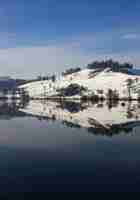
(52, 75), (56, 82)
(106, 89), (119, 101)
(135, 77), (139, 83)
(12, 89), (16, 98)
(37, 76), (42, 81)
(113, 89), (119, 100)
(43, 85), (46, 98)
(62, 67), (81, 76)
(97, 89), (104, 95)
(46, 76), (49, 81)
(106, 89), (114, 100)
(87, 59), (133, 72)
(20, 88), (29, 101)
(56, 84), (87, 97)
(42, 76), (47, 81)
(126, 78), (134, 99)
(49, 83), (52, 89)
(138, 92), (140, 102)
(3, 89), (8, 97)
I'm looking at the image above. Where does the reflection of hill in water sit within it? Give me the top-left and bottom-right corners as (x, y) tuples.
(1, 100), (140, 136)
(0, 100), (27, 119)
(20, 100), (140, 136)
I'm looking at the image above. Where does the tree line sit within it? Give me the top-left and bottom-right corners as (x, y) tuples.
(87, 59), (133, 72)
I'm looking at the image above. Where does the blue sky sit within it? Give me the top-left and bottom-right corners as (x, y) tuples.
(1, 0), (140, 77)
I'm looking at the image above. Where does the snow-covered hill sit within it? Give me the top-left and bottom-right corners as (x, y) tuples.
(19, 68), (140, 99)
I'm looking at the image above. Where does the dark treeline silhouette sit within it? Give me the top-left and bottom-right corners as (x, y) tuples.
(87, 125), (133, 137)
(62, 67), (81, 76)
(37, 75), (56, 82)
(57, 83), (87, 97)
(87, 59), (133, 72)
(15, 79), (40, 86)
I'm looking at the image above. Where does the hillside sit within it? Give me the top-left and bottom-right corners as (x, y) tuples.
(19, 67), (140, 100)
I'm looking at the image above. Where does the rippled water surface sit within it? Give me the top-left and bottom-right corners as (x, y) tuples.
(0, 100), (140, 192)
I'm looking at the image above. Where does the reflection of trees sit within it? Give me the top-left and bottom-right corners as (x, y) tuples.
(126, 78), (134, 99)
(97, 103), (104, 108)
(62, 121), (81, 129)
(19, 99), (29, 109)
(87, 117), (133, 136)
(127, 110), (134, 119)
(126, 102), (136, 119)
(18, 100), (140, 137)
(87, 124), (133, 137)
(52, 114), (56, 121)
(106, 98), (119, 110)
(0, 101), (27, 119)
(57, 101), (88, 113)
(58, 101), (140, 137)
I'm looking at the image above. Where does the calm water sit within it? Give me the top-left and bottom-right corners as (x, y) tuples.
(0, 100), (140, 192)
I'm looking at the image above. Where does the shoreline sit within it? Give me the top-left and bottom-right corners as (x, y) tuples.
(0, 96), (140, 102)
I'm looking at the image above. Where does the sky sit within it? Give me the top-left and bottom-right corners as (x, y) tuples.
(1, 0), (140, 78)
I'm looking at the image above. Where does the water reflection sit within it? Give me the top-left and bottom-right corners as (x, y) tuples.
(1, 99), (139, 137)
(1, 99), (140, 192)
(0, 100), (27, 119)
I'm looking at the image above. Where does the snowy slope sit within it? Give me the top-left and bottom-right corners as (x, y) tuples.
(19, 68), (140, 99)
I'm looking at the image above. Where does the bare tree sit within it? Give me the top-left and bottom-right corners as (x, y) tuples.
(106, 89), (114, 100)
(126, 78), (134, 99)
(135, 77), (139, 83)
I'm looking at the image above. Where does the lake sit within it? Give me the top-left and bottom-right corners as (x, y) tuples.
(0, 100), (140, 192)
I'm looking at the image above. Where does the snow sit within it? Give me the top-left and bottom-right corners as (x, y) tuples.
(20, 100), (140, 131)
(19, 68), (140, 99)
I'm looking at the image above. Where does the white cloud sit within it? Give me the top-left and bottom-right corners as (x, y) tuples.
(0, 45), (140, 78)
(122, 33), (140, 40)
